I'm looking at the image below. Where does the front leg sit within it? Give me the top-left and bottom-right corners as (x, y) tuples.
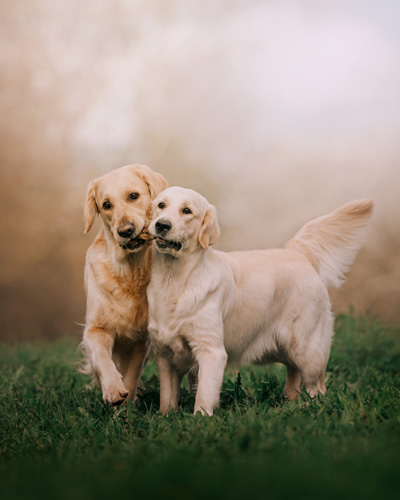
(83, 327), (128, 405)
(156, 352), (183, 414)
(194, 347), (227, 416)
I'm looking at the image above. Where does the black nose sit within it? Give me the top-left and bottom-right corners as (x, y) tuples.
(155, 219), (172, 234)
(117, 223), (135, 238)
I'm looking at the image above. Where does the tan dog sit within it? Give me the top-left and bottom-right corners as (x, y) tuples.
(80, 164), (167, 405)
(147, 187), (373, 415)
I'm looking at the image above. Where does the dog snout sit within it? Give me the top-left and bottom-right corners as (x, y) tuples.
(117, 222), (135, 238)
(155, 219), (172, 235)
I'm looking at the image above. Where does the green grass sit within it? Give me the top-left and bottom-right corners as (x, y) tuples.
(1, 314), (399, 499)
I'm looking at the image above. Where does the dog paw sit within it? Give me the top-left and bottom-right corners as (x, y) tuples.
(102, 380), (129, 406)
(193, 405), (213, 416)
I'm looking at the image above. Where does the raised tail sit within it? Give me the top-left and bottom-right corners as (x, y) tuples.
(285, 200), (374, 288)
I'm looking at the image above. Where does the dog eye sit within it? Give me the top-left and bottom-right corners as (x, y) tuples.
(129, 193), (139, 200)
(182, 207), (192, 214)
(102, 201), (112, 210)
(158, 202), (165, 209)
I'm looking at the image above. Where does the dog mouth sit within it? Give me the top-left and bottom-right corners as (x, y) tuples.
(119, 229), (155, 251)
(155, 237), (182, 252)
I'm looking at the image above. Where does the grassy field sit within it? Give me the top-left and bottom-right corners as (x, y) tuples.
(0, 313), (399, 500)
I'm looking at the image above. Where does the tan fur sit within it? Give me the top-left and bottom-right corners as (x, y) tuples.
(80, 164), (167, 405)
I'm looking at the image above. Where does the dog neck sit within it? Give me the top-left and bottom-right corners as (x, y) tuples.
(100, 226), (152, 279)
(152, 246), (207, 282)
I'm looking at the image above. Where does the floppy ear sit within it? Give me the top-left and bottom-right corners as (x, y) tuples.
(199, 204), (220, 250)
(84, 179), (99, 233)
(134, 164), (168, 200)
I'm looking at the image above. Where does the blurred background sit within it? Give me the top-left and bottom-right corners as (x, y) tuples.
(1, 0), (399, 342)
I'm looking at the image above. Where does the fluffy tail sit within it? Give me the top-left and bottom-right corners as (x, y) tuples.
(77, 340), (99, 386)
(285, 200), (374, 288)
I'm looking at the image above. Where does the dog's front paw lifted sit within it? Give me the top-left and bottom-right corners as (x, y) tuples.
(102, 380), (129, 406)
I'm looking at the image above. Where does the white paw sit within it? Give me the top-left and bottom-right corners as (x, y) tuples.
(102, 379), (129, 406)
(194, 404), (214, 416)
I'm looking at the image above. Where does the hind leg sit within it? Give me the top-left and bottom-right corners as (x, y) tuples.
(284, 365), (326, 400)
(299, 361), (327, 398)
(289, 306), (332, 399)
(302, 375), (325, 398)
(284, 365), (302, 401)
(318, 371), (327, 395)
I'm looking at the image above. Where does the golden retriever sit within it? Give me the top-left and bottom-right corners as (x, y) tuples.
(80, 164), (167, 405)
(146, 187), (373, 415)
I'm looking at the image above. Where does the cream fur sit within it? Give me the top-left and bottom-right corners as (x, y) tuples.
(147, 187), (373, 415)
(80, 164), (167, 405)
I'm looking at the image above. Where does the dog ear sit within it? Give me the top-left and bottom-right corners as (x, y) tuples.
(199, 204), (220, 250)
(84, 179), (99, 233)
(134, 164), (168, 200)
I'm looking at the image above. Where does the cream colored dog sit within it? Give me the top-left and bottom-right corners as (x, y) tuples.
(147, 187), (373, 415)
(80, 164), (167, 405)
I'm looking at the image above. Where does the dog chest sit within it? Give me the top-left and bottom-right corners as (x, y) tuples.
(151, 325), (195, 371)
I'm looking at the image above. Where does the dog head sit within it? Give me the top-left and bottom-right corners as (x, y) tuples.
(84, 164), (167, 253)
(149, 186), (220, 257)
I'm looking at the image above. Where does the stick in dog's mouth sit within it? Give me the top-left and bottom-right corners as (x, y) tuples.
(119, 228), (156, 250)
